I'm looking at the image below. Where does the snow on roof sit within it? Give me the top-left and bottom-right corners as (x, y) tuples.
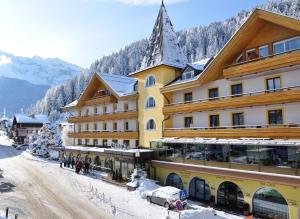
(166, 58), (213, 86)
(104, 148), (153, 153)
(65, 146), (105, 153)
(153, 137), (300, 147)
(14, 114), (49, 124)
(97, 72), (137, 97)
(139, 2), (187, 71)
(64, 99), (78, 108)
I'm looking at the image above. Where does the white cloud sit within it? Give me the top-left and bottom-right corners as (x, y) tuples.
(0, 55), (12, 65)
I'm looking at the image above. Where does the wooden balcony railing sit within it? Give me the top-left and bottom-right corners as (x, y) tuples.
(163, 85), (300, 115)
(68, 130), (138, 139)
(223, 49), (300, 78)
(85, 95), (117, 106)
(68, 110), (138, 123)
(163, 124), (300, 139)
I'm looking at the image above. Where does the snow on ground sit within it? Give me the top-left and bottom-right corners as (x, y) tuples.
(0, 134), (243, 219)
(0, 131), (12, 146)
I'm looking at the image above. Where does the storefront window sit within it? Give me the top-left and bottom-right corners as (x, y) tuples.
(206, 144), (229, 162)
(185, 144), (206, 160)
(230, 145), (259, 165)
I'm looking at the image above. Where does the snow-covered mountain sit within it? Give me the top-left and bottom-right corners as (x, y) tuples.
(0, 76), (49, 116)
(30, 0), (300, 119)
(0, 51), (82, 86)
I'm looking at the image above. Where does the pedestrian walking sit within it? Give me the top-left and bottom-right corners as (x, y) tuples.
(71, 158), (75, 169)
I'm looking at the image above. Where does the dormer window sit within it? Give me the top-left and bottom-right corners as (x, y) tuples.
(182, 71), (194, 80)
(235, 53), (243, 63)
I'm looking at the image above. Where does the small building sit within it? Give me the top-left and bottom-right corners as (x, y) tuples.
(12, 114), (50, 144)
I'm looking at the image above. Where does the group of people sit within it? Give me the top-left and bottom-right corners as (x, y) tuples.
(60, 156), (91, 175)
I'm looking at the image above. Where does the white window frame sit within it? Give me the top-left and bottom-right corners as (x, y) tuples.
(235, 53), (243, 63)
(182, 70), (194, 80)
(259, 45), (269, 58)
(273, 36), (300, 54)
(246, 48), (256, 61)
(145, 96), (156, 109)
(145, 75), (156, 88)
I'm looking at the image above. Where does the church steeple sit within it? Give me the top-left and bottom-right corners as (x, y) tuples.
(140, 1), (187, 70)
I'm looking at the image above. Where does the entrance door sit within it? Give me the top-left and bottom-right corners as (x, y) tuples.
(217, 181), (244, 212)
(189, 177), (211, 202)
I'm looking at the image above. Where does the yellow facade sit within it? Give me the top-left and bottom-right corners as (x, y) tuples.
(133, 65), (179, 147)
(153, 166), (300, 219)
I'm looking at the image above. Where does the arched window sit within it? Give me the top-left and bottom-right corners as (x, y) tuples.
(166, 173), (183, 190)
(145, 97), (156, 108)
(146, 119), (156, 130)
(145, 75), (156, 87)
(253, 188), (289, 219)
(217, 181), (244, 211)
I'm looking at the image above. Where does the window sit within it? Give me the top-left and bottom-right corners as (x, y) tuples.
(103, 105), (107, 114)
(86, 108), (89, 116)
(135, 140), (139, 147)
(268, 109), (283, 125)
(94, 123), (98, 131)
(231, 83), (243, 97)
(209, 114), (219, 127)
(184, 117), (193, 128)
(259, 45), (269, 58)
(184, 92), (193, 103)
(146, 119), (156, 130)
(103, 122), (107, 131)
(94, 107), (98, 115)
(274, 37), (300, 54)
(124, 121), (129, 131)
(266, 77), (281, 91)
(78, 124), (81, 132)
(103, 139), (108, 147)
(236, 53), (243, 63)
(246, 48), (257, 61)
(146, 97), (156, 108)
(85, 139), (90, 145)
(182, 71), (194, 80)
(112, 140), (118, 146)
(124, 102), (129, 112)
(232, 113), (244, 127)
(145, 75), (156, 87)
(78, 139), (82, 145)
(113, 103), (117, 112)
(208, 88), (219, 100)
(93, 139), (98, 146)
(113, 122), (117, 131)
(78, 110), (81, 116)
(86, 124), (89, 131)
(123, 140), (130, 147)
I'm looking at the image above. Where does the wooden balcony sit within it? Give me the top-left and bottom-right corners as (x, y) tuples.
(163, 86), (300, 115)
(68, 110), (138, 123)
(163, 125), (300, 139)
(68, 131), (138, 139)
(223, 49), (300, 79)
(85, 95), (117, 106)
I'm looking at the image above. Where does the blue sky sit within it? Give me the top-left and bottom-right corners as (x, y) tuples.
(0, 0), (269, 67)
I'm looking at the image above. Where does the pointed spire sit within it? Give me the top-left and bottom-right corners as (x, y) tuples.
(140, 1), (187, 70)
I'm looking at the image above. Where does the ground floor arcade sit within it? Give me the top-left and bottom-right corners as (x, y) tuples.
(151, 160), (300, 219)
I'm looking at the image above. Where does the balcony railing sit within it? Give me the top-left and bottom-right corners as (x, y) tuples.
(68, 130), (138, 139)
(223, 48), (300, 78)
(163, 85), (300, 115)
(224, 48), (300, 69)
(163, 124), (300, 139)
(68, 109), (138, 123)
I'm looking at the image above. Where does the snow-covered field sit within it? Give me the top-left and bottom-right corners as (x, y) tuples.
(0, 133), (242, 219)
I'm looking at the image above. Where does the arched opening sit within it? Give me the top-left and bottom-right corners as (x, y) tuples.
(145, 75), (156, 87)
(217, 181), (244, 212)
(105, 158), (113, 173)
(146, 119), (156, 130)
(253, 187), (289, 219)
(94, 156), (101, 166)
(189, 177), (211, 203)
(145, 97), (156, 108)
(165, 173), (183, 190)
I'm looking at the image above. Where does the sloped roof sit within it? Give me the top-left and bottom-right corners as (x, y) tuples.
(161, 8), (300, 93)
(96, 72), (137, 97)
(64, 99), (78, 109)
(14, 114), (49, 124)
(139, 2), (187, 71)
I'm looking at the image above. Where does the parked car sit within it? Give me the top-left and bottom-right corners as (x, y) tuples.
(146, 186), (187, 209)
(16, 144), (29, 150)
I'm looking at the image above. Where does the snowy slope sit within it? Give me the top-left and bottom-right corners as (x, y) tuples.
(0, 77), (49, 116)
(0, 51), (82, 86)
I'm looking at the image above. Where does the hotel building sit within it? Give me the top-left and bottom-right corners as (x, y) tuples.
(64, 3), (300, 218)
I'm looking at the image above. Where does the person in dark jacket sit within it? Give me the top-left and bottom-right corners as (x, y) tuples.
(75, 160), (83, 174)
(71, 158), (75, 169)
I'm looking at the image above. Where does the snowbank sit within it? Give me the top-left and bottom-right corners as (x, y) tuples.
(135, 178), (161, 199)
(180, 209), (227, 219)
(0, 131), (13, 146)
